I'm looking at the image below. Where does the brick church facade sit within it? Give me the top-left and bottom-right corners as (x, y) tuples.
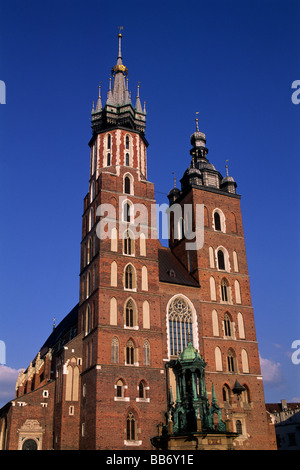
(0, 34), (276, 450)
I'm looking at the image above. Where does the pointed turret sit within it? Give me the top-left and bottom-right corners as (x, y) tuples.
(96, 84), (102, 111)
(135, 84), (143, 112)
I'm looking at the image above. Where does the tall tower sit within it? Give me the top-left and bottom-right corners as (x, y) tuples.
(165, 117), (276, 449)
(78, 32), (167, 450)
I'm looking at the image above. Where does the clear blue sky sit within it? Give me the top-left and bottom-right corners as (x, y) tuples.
(0, 0), (299, 408)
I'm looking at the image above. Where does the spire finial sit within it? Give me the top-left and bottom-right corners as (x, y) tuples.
(118, 26), (123, 59)
(172, 171), (176, 188)
(53, 317), (56, 331)
(195, 111), (199, 131)
(225, 159), (229, 176)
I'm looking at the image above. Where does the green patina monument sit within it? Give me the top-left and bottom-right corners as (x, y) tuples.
(151, 341), (238, 450)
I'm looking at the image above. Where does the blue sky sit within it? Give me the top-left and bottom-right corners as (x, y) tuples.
(0, 0), (299, 408)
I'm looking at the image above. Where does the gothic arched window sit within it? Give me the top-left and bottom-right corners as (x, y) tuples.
(214, 211), (221, 231)
(126, 412), (136, 441)
(217, 249), (225, 270)
(123, 230), (134, 255)
(124, 264), (135, 290)
(124, 176), (131, 194)
(123, 202), (131, 222)
(138, 380), (146, 399)
(107, 134), (111, 149)
(125, 299), (134, 327)
(224, 313), (232, 337)
(227, 349), (236, 372)
(221, 278), (229, 302)
(116, 379), (124, 397)
(126, 339), (135, 365)
(168, 297), (193, 356)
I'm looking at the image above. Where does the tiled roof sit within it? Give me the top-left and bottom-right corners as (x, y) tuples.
(158, 246), (199, 287)
(266, 402), (300, 413)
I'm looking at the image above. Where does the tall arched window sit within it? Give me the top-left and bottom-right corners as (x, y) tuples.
(123, 202), (131, 222)
(227, 349), (236, 372)
(126, 412), (136, 441)
(107, 134), (111, 149)
(124, 176), (131, 194)
(214, 211), (221, 231)
(217, 249), (225, 270)
(221, 278), (229, 302)
(168, 297), (193, 356)
(126, 135), (130, 150)
(126, 339), (135, 365)
(224, 313), (232, 337)
(111, 337), (119, 363)
(124, 264), (134, 290)
(222, 384), (231, 403)
(124, 264), (137, 291)
(125, 153), (130, 166)
(213, 209), (225, 232)
(107, 153), (111, 166)
(116, 379), (124, 397)
(123, 230), (134, 255)
(125, 299), (135, 327)
(138, 380), (146, 399)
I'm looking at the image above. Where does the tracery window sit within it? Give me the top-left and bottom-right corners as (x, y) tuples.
(126, 412), (136, 441)
(168, 297), (193, 356)
(221, 278), (229, 302)
(124, 264), (135, 290)
(126, 339), (135, 365)
(125, 299), (134, 327)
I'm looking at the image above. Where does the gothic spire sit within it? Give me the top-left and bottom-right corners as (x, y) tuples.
(135, 84), (142, 112)
(110, 30), (128, 106)
(96, 83), (102, 111)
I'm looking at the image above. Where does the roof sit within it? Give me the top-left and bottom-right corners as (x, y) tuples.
(158, 247), (199, 287)
(266, 402), (300, 413)
(39, 304), (79, 357)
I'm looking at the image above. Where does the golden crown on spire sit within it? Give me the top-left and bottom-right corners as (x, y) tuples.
(111, 63), (128, 75)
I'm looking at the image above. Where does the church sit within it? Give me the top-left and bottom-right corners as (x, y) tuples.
(0, 33), (276, 450)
